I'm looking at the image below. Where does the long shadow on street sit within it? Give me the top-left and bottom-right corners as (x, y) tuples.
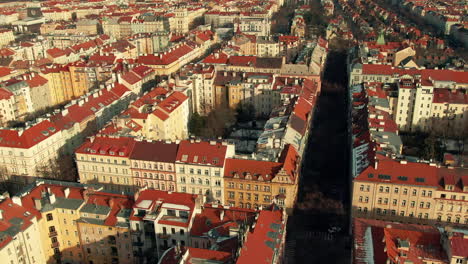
(285, 50), (351, 264)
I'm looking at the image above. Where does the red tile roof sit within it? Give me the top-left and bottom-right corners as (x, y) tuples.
(24, 74), (48, 88)
(433, 89), (468, 104)
(75, 136), (136, 157)
(0, 66), (11, 78)
(190, 204), (256, 237)
(450, 233), (468, 257)
(121, 71), (141, 85)
(154, 91), (188, 115)
(133, 189), (197, 227)
(236, 208), (285, 264)
(224, 159), (281, 181)
(129, 140), (178, 163)
(0, 198), (37, 249)
(176, 140), (228, 167)
(187, 247), (232, 263)
(0, 87), (13, 100)
(202, 52), (229, 64)
(353, 218), (447, 264)
(0, 120), (59, 148)
(138, 44), (194, 66)
(47, 47), (67, 58)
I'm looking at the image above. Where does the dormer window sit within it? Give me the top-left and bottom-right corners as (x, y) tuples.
(119, 152), (124, 156)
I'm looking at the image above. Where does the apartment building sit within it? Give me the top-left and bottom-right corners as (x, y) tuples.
(189, 203), (256, 250)
(119, 65), (156, 95)
(352, 157), (468, 226)
(130, 189), (200, 260)
(77, 191), (135, 264)
(0, 87), (15, 125)
(137, 43), (201, 75)
(148, 91), (189, 141)
(1, 72), (52, 117)
(223, 145), (300, 213)
(175, 140), (235, 202)
(0, 176), (289, 264)
(19, 183), (85, 264)
(130, 140), (179, 191)
(76, 136), (135, 193)
(0, 29), (14, 47)
(236, 207), (287, 264)
(0, 197), (46, 264)
(353, 218), (468, 264)
(102, 88), (190, 141)
(0, 120), (63, 181)
(0, 83), (134, 183)
(177, 64), (216, 115)
(348, 64), (468, 136)
(40, 64), (74, 105)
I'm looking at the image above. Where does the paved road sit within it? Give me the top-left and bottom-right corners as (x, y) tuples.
(285, 50), (351, 264)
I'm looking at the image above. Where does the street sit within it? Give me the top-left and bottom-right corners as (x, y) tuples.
(285, 50), (351, 264)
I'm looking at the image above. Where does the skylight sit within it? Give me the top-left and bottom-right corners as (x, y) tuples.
(397, 176), (408, 181)
(378, 174), (391, 180)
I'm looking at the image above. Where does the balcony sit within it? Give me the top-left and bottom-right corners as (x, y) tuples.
(48, 231), (58, 237)
(51, 242), (60, 248)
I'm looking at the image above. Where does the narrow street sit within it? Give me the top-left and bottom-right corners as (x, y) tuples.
(285, 50), (351, 264)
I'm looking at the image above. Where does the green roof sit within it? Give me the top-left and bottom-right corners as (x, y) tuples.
(53, 198), (84, 210)
(80, 204), (111, 215)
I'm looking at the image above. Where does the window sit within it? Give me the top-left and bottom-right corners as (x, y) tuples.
(412, 189), (417, 196)
(360, 185), (364, 191)
(403, 188), (408, 195)
(379, 186), (384, 192)
(171, 228), (175, 234)
(394, 188), (399, 194)
(410, 201), (415, 208)
(392, 199), (397, 206)
(46, 213), (53, 221)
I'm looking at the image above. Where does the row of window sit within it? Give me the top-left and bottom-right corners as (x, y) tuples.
(179, 167), (221, 176)
(135, 172), (173, 180)
(227, 191), (270, 202)
(179, 177), (221, 186)
(133, 162), (172, 171)
(227, 182), (273, 192)
(359, 184), (434, 197)
(357, 208), (468, 224)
